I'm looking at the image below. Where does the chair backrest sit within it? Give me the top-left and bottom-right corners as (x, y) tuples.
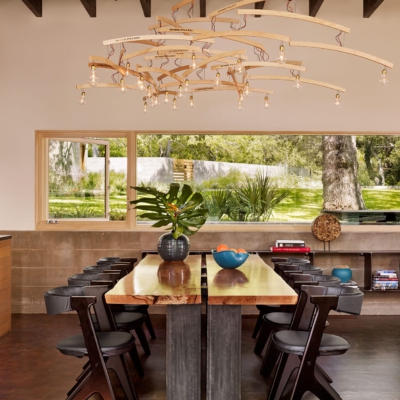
(291, 284), (326, 331)
(67, 272), (120, 286)
(84, 283), (117, 332)
(83, 262), (133, 278)
(287, 258), (311, 264)
(44, 285), (85, 315)
(97, 257), (121, 265)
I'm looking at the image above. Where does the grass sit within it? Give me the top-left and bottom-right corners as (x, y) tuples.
(49, 188), (400, 222)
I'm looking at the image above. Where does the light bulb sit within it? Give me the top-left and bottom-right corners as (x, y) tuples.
(177, 84), (185, 98)
(213, 72), (221, 89)
(276, 45), (287, 64)
(239, 90), (245, 103)
(293, 74), (302, 91)
(191, 54), (197, 70)
(172, 98), (179, 111)
(244, 81), (251, 97)
(184, 79), (190, 92)
(119, 78), (127, 94)
(334, 93), (341, 108)
(143, 101), (148, 114)
(146, 85), (152, 98)
(379, 68), (389, 86)
(163, 92), (170, 104)
(153, 94), (159, 106)
(125, 62), (131, 77)
(89, 65), (99, 87)
(264, 96), (270, 109)
(78, 91), (86, 105)
(137, 76), (145, 91)
(235, 59), (245, 75)
(189, 95), (195, 108)
(237, 100), (243, 111)
(150, 96), (155, 108)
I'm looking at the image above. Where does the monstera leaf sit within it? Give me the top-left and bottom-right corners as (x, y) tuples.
(130, 183), (208, 239)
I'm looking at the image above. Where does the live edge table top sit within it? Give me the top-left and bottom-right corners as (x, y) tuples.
(206, 254), (298, 306)
(105, 254), (203, 305)
(105, 253), (297, 307)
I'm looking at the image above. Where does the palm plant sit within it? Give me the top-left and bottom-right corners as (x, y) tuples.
(228, 172), (289, 222)
(203, 189), (232, 220)
(130, 183), (208, 239)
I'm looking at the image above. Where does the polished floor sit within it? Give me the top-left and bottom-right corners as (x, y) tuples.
(0, 313), (399, 399)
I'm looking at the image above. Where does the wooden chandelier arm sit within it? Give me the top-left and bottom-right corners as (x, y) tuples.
(211, 61), (306, 71)
(138, 67), (185, 83)
(158, 65), (190, 81)
(237, 9), (350, 33)
(159, 80), (237, 89)
(123, 45), (202, 61)
(191, 85), (274, 95)
(290, 41), (394, 68)
(182, 50), (247, 78)
(191, 30), (290, 43)
(172, 0), (194, 12)
(249, 75), (346, 92)
(208, 0), (261, 19)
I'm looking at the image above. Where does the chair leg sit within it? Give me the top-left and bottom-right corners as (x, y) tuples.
(252, 311), (264, 338)
(254, 322), (272, 355)
(106, 354), (139, 400)
(267, 352), (289, 400)
(129, 341), (145, 377)
(144, 310), (157, 339)
(134, 326), (151, 356)
(260, 338), (281, 378)
(66, 366), (115, 400)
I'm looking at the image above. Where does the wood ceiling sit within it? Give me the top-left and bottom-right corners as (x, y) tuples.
(21, 0), (385, 19)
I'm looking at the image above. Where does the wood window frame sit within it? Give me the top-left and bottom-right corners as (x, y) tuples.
(36, 130), (400, 233)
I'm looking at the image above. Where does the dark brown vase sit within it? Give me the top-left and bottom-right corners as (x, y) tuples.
(157, 232), (190, 262)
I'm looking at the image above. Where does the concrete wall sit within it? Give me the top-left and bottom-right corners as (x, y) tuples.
(2, 229), (400, 315)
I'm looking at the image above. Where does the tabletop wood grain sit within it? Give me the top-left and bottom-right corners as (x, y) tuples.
(105, 254), (202, 305)
(206, 254), (298, 305)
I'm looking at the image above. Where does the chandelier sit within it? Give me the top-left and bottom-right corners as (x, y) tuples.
(76, 0), (393, 112)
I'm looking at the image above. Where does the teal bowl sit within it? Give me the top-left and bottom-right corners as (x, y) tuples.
(211, 250), (249, 269)
(332, 267), (352, 283)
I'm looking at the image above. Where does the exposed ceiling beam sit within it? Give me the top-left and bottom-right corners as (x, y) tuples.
(200, 0), (206, 18)
(363, 0), (384, 18)
(140, 0), (151, 18)
(21, 0), (42, 17)
(254, 2), (265, 18)
(309, 0), (324, 17)
(80, 0), (96, 17)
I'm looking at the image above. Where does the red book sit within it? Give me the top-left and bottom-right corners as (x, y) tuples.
(270, 246), (311, 253)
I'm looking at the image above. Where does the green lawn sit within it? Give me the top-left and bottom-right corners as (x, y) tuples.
(49, 188), (400, 222)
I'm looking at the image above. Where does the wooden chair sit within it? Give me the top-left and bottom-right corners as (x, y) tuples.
(267, 285), (364, 400)
(44, 286), (138, 400)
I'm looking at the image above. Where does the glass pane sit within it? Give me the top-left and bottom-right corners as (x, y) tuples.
(48, 140), (106, 219)
(136, 134), (400, 225)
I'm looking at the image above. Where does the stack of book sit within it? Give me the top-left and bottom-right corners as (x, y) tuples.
(270, 240), (311, 253)
(372, 270), (399, 290)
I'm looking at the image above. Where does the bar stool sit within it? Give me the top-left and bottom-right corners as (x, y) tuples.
(267, 285), (364, 400)
(44, 286), (138, 400)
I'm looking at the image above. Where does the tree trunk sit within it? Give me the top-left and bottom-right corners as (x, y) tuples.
(322, 136), (366, 210)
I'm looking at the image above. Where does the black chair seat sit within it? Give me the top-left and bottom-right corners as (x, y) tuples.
(263, 312), (292, 326)
(125, 304), (150, 312)
(273, 330), (350, 356)
(92, 311), (145, 328)
(57, 331), (135, 358)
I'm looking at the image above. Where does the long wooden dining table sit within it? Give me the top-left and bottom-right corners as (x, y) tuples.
(105, 252), (298, 400)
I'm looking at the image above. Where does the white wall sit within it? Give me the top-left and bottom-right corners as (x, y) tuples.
(1, 0), (399, 230)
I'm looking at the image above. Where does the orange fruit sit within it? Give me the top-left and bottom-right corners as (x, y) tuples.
(237, 248), (247, 253)
(216, 244), (229, 252)
(229, 248), (237, 252)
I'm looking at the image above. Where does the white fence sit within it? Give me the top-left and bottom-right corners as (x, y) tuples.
(87, 157), (310, 183)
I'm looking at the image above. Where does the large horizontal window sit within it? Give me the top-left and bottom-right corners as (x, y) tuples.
(36, 131), (400, 230)
(136, 134), (400, 226)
